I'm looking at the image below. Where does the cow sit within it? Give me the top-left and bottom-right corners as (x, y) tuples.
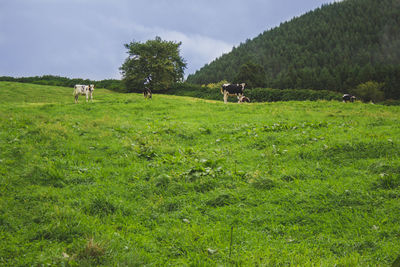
(238, 95), (250, 103)
(343, 94), (356, 103)
(143, 88), (152, 99)
(221, 83), (246, 103)
(73, 84), (94, 103)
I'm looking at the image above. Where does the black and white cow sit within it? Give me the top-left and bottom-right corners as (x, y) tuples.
(221, 83), (246, 103)
(73, 84), (94, 103)
(143, 88), (152, 99)
(343, 94), (356, 103)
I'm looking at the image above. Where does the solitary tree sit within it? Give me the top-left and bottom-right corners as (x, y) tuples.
(120, 37), (187, 93)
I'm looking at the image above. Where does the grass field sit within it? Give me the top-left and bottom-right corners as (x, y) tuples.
(1, 81), (400, 266)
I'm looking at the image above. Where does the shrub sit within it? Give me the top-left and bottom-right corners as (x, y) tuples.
(379, 99), (400, 106)
(167, 82), (221, 100)
(351, 81), (385, 103)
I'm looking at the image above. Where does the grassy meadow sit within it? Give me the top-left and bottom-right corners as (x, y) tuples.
(0, 81), (400, 266)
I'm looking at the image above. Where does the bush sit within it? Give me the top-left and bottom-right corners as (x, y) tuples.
(380, 99), (400, 106)
(351, 81), (385, 103)
(166, 82), (222, 100)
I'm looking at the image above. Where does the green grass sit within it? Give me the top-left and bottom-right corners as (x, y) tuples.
(1, 81), (400, 266)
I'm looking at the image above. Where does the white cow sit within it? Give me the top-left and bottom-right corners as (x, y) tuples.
(73, 84), (94, 103)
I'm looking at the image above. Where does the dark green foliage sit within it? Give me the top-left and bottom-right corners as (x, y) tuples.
(187, 0), (400, 99)
(350, 81), (385, 102)
(166, 82), (225, 101)
(96, 79), (126, 92)
(120, 37), (186, 93)
(233, 62), (267, 89)
(246, 88), (342, 102)
(380, 99), (400, 106)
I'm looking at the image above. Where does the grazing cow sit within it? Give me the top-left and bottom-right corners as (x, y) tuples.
(238, 95), (250, 103)
(343, 94), (356, 103)
(143, 88), (152, 99)
(221, 83), (246, 103)
(73, 84), (94, 103)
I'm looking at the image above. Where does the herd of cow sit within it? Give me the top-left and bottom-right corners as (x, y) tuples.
(72, 83), (251, 104)
(73, 83), (356, 104)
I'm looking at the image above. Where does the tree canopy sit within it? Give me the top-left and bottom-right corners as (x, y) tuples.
(120, 37), (186, 93)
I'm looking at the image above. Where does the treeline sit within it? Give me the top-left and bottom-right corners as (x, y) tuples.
(0, 75), (125, 92)
(187, 0), (400, 100)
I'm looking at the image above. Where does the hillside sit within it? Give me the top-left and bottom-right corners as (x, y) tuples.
(187, 0), (400, 99)
(1, 82), (400, 265)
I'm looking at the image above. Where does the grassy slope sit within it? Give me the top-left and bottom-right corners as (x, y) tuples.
(0, 81), (399, 266)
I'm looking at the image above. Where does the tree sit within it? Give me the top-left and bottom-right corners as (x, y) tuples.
(120, 37), (187, 93)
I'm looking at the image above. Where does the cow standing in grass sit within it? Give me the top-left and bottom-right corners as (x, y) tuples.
(73, 84), (94, 103)
(343, 94), (356, 103)
(221, 83), (246, 103)
(143, 88), (152, 99)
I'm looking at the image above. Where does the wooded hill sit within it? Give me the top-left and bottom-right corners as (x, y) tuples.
(186, 0), (400, 99)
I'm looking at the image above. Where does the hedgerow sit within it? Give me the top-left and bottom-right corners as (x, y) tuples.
(167, 83), (342, 102)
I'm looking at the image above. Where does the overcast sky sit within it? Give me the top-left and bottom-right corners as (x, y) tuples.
(0, 0), (340, 80)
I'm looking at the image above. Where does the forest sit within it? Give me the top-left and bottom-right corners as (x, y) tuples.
(186, 0), (400, 100)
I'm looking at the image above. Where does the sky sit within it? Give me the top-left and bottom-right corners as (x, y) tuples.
(0, 0), (341, 80)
